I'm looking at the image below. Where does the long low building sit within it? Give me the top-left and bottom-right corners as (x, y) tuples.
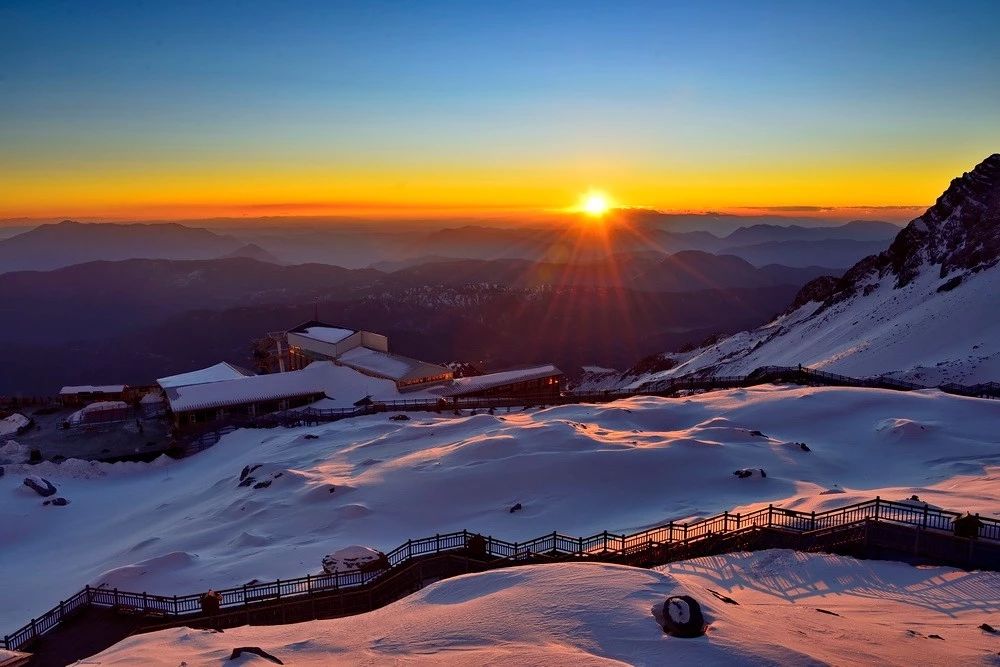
(160, 361), (428, 426)
(441, 365), (564, 399)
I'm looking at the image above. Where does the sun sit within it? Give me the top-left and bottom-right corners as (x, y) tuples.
(579, 190), (612, 217)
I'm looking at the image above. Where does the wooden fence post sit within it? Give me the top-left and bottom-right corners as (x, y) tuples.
(173, 595), (178, 616)
(768, 504), (773, 527)
(306, 574), (312, 595)
(874, 496), (880, 520)
(811, 511), (816, 531)
(724, 511), (729, 532)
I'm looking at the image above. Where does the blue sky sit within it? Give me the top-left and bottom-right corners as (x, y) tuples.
(1, 1), (998, 217)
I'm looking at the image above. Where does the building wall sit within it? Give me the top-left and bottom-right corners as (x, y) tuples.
(359, 332), (389, 352)
(453, 375), (563, 399)
(172, 392), (323, 427)
(286, 330), (389, 366)
(60, 390), (125, 407)
(397, 371), (453, 391)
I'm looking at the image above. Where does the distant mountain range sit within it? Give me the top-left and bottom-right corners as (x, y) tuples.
(0, 220), (245, 272)
(0, 217), (899, 274)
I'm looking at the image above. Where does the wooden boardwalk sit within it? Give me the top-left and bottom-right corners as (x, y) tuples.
(7, 497), (999, 665)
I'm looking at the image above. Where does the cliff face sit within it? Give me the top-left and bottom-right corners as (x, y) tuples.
(828, 154), (1000, 303)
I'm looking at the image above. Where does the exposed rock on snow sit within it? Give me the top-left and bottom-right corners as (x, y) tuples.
(321, 546), (386, 575)
(23, 475), (57, 497)
(229, 646), (284, 664)
(662, 595), (706, 637)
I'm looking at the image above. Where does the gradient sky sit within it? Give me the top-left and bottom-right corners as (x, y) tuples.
(1, 0), (999, 219)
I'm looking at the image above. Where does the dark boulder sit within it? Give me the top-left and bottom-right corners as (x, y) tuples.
(230, 646), (284, 664)
(390, 414), (410, 421)
(662, 595), (706, 637)
(44, 497), (69, 506)
(24, 475), (57, 497)
(509, 502), (523, 513)
(239, 464), (262, 482)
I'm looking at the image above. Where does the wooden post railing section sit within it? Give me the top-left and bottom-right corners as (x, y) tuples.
(4, 496), (998, 652)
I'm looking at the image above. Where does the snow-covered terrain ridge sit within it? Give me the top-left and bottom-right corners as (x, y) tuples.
(620, 154), (1000, 386)
(89, 552), (1000, 665)
(2, 385), (998, 631)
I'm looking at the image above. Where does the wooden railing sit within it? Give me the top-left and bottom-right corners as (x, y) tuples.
(5, 496), (997, 653)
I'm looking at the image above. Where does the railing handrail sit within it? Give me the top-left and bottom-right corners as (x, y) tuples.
(5, 495), (996, 651)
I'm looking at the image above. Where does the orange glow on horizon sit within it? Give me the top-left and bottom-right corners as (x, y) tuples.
(0, 157), (952, 222)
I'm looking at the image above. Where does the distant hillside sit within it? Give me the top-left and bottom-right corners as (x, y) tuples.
(0, 258), (381, 344)
(221, 243), (282, 263)
(0, 220), (244, 273)
(381, 251), (839, 292)
(719, 238), (889, 268)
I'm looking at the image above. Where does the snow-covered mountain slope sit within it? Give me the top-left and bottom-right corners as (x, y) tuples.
(2, 386), (998, 630)
(89, 552), (1000, 666)
(624, 154), (1000, 385)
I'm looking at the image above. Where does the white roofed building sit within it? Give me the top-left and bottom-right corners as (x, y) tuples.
(162, 361), (432, 427)
(283, 320), (452, 392)
(156, 362), (254, 389)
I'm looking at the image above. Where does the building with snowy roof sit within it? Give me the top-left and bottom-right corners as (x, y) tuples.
(283, 320), (452, 392)
(156, 362), (254, 390)
(162, 361), (426, 427)
(59, 384), (128, 407)
(441, 365), (564, 399)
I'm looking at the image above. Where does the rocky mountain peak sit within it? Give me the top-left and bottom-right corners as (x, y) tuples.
(887, 153), (1000, 286)
(816, 154), (1000, 307)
